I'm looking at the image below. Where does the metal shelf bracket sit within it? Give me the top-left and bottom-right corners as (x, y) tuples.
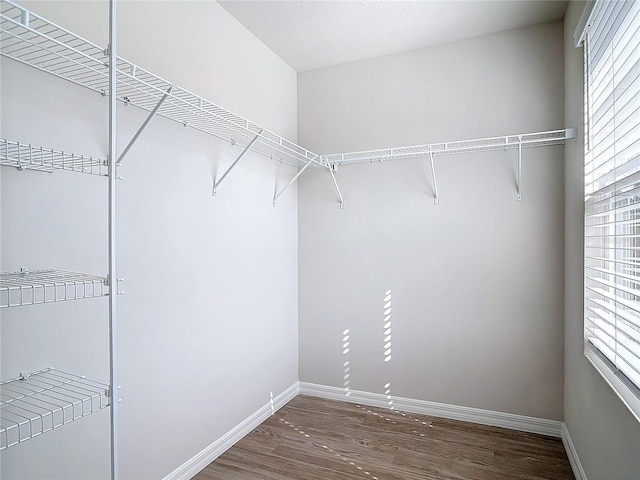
(329, 163), (344, 209)
(19, 8), (27, 27)
(517, 135), (522, 201)
(213, 130), (263, 196)
(116, 86), (173, 166)
(273, 157), (316, 206)
(428, 148), (439, 205)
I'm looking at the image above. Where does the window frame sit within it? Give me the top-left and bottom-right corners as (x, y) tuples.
(580, 0), (640, 423)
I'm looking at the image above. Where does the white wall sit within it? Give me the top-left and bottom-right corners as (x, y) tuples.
(563, 2), (640, 478)
(298, 22), (565, 421)
(1, 1), (299, 479)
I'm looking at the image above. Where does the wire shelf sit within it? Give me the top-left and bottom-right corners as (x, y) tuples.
(0, 0), (323, 170)
(0, 368), (110, 450)
(0, 269), (108, 308)
(0, 139), (108, 176)
(322, 129), (576, 166)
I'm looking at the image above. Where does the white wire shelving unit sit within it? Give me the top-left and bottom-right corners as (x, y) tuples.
(0, 269), (109, 308)
(0, 368), (110, 450)
(0, 0), (577, 208)
(321, 128), (576, 204)
(0, 0), (121, 475)
(0, 139), (108, 176)
(0, 0), (577, 474)
(0, 0), (324, 171)
(322, 129), (575, 165)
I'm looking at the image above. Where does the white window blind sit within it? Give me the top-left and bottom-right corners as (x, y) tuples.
(584, 0), (640, 409)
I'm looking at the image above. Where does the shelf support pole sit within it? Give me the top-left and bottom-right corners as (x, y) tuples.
(107, 0), (119, 479)
(429, 148), (439, 205)
(329, 163), (345, 209)
(116, 86), (173, 166)
(517, 135), (522, 201)
(213, 130), (263, 196)
(273, 158), (315, 206)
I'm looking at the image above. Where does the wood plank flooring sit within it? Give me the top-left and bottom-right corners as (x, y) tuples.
(194, 395), (574, 480)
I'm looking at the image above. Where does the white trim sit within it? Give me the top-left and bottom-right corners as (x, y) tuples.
(584, 344), (640, 423)
(162, 382), (299, 480)
(574, 0), (596, 47)
(299, 382), (562, 438)
(561, 423), (588, 480)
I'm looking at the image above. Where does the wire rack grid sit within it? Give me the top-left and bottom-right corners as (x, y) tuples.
(0, 0), (323, 170)
(322, 129), (573, 166)
(0, 139), (108, 175)
(0, 368), (110, 450)
(0, 269), (108, 308)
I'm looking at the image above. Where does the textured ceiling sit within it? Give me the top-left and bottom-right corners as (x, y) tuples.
(218, 1), (568, 72)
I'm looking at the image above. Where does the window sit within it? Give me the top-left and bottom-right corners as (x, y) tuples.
(583, 0), (640, 421)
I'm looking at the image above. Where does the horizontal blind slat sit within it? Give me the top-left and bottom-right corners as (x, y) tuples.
(585, 0), (640, 392)
(587, 256), (640, 268)
(586, 266), (640, 284)
(587, 297), (640, 330)
(586, 313), (640, 362)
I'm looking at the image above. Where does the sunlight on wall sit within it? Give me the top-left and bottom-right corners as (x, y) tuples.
(383, 290), (392, 362)
(343, 329), (351, 397)
(377, 288), (433, 432)
(270, 391), (275, 415)
(384, 382), (394, 411)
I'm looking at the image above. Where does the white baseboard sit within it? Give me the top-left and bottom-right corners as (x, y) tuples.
(561, 423), (588, 480)
(164, 381), (584, 480)
(163, 381), (299, 480)
(299, 382), (563, 438)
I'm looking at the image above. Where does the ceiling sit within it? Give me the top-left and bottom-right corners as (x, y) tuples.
(218, 1), (568, 72)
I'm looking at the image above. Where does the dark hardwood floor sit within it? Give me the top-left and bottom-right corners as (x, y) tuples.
(194, 395), (574, 480)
